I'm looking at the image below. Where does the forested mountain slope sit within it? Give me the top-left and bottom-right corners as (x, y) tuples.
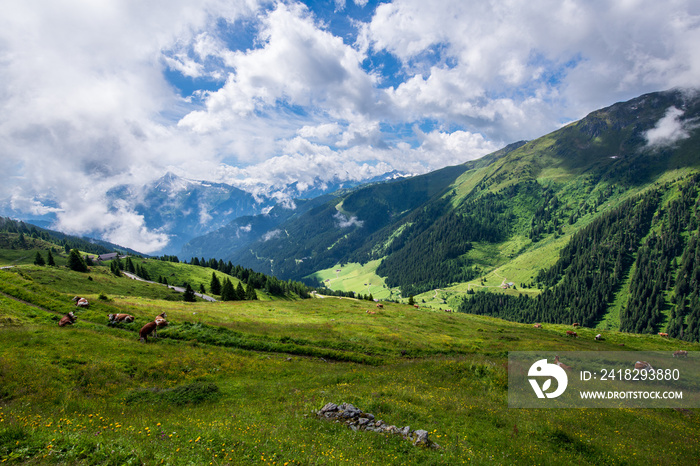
(190, 89), (700, 339)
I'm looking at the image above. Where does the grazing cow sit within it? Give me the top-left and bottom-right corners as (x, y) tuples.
(72, 296), (89, 307)
(153, 312), (168, 338)
(658, 332), (669, 337)
(58, 312), (76, 327)
(566, 330), (578, 337)
(673, 350), (689, 358)
(366, 310), (377, 315)
(139, 321), (158, 343)
(108, 313), (134, 323)
(533, 323), (542, 329)
(376, 303), (384, 309)
(413, 304), (420, 309)
(554, 355), (573, 372)
(635, 361), (654, 372)
(595, 334), (603, 341)
(572, 323), (580, 327)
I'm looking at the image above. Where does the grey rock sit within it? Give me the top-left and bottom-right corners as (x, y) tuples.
(412, 429), (429, 446)
(320, 402), (338, 413)
(401, 426), (411, 437)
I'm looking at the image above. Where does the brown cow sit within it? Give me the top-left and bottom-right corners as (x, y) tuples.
(566, 330), (578, 337)
(673, 350), (688, 358)
(139, 321), (158, 343)
(658, 332), (669, 337)
(635, 361), (654, 372)
(555, 355), (573, 372)
(108, 313), (134, 323)
(572, 323), (580, 327)
(376, 303), (384, 309)
(72, 296), (89, 308)
(153, 312), (168, 338)
(58, 312), (76, 327)
(533, 323), (542, 329)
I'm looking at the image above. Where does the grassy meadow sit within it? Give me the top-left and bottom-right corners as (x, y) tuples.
(1, 262), (700, 465)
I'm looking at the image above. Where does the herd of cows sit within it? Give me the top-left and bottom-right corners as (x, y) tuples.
(56, 298), (692, 359)
(57, 296), (169, 343)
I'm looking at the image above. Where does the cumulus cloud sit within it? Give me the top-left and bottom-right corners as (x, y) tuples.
(363, 0), (700, 140)
(644, 107), (695, 148)
(334, 211), (364, 228)
(262, 229), (283, 241)
(2, 0), (699, 252)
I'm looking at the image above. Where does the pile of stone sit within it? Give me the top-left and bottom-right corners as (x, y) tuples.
(316, 402), (440, 449)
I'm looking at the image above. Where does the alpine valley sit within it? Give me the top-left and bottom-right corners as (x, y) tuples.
(2, 90), (700, 465)
(185, 89), (700, 341)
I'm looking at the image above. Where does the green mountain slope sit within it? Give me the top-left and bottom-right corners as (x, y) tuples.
(205, 89), (700, 339)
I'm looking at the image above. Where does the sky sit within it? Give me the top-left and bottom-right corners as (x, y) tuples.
(1, 0), (700, 252)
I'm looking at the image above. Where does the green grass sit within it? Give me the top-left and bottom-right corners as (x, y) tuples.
(309, 260), (399, 301)
(1, 264), (700, 465)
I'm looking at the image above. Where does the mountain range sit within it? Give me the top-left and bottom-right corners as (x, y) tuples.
(180, 88), (700, 340)
(4, 88), (700, 341)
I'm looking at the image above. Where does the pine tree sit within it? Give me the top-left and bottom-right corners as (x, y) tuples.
(68, 249), (88, 272)
(47, 250), (55, 266)
(199, 283), (206, 294)
(183, 283), (196, 302)
(236, 282), (246, 300)
(110, 260), (122, 276)
(408, 295), (415, 306)
(125, 257), (136, 273)
(245, 282), (258, 300)
(221, 278), (235, 301)
(34, 251), (45, 266)
(210, 272), (222, 295)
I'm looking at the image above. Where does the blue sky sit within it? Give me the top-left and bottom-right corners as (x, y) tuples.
(2, 0), (700, 251)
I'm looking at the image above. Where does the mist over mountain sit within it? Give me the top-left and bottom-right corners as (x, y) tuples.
(0, 169), (410, 256)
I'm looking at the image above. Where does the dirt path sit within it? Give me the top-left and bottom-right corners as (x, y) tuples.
(122, 271), (217, 302)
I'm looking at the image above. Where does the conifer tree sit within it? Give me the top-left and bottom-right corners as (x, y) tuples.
(245, 282), (257, 300)
(110, 260), (122, 276)
(183, 283), (196, 302)
(210, 272), (222, 295)
(236, 282), (246, 300)
(47, 250), (55, 266)
(221, 278), (235, 301)
(125, 257), (136, 273)
(68, 249), (88, 272)
(34, 251), (45, 266)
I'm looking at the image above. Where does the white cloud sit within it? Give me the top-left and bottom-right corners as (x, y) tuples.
(178, 2), (381, 135)
(364, 0), (700, 139)
(644, 107), (695, 148)
(262, 229), (283, 241)
(334, 211), (364, 228)
(2, 0), (699, 252)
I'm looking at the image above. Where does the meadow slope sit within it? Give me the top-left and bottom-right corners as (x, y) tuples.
(1, 265), (699, 465)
